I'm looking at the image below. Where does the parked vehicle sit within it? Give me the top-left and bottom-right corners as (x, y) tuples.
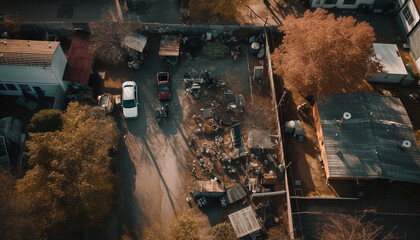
(97, 93), (115, 114)
(157, 72), (171, 101)
(122, 81), (138, 119)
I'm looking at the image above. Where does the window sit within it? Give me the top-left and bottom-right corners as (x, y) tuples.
(0, 84), (6, 90)
(403, 6), (414, 25)
(5, 84), (17, 90)
(324, 0), (337, 4)
(19, 84), (31, 92)
(343, 0), (356, 4)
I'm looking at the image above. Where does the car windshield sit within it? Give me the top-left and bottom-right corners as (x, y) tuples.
(158, 83), (170, 92)
(123, 99), (136, 108)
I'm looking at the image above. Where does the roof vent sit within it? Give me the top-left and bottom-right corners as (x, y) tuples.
(338, 112), (351, 126)
(48, 41), (51, 48)
(401, 140), (411, 149)
(3, 41), (6, 46)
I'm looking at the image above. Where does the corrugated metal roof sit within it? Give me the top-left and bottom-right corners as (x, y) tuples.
(0, 39), (60, 66)
(226, 184), (247, 204)
(123, 33), (148, 53)
(159, 35), (180, 57)
(63, 30), (94, 86)
(317, 92), (420, 183)
(229, 206), (261, 238)
(248, 129), (273, 149)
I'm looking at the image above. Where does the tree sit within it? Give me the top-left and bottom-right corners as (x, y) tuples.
(89, 7), (140, 66)
(272, 9), (381, 97)
(212, 222), (236, 240)
(189, 0), (248, 24)
(16, 102), (119, 239)
(318, 213), (396, 240)
(169, 211), (203, 240)
(27, 109), (62, 133)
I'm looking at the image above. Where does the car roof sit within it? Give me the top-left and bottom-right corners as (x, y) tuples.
(123, 84), (135, 100)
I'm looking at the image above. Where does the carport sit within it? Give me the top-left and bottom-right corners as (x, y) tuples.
(158, 35), (181, 65)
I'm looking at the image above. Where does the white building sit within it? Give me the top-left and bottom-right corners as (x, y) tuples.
(0, 39), (68, 97)
(369, 43), (410, 84)
(310, 0), (375, 9)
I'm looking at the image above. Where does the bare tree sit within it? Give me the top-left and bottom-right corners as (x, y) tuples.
(89, 8), (140, 66)
(318, 213), (396, 240)
(272, 9), (381, 97)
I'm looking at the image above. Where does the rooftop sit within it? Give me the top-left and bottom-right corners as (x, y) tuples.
(63, 30), (94, 86)
(123, 33), (148, 53)
(0, 39), (60, 66)
(316, 92), (420, 183)
(228, 206), (262, 238)
(373, 43), (407, 75)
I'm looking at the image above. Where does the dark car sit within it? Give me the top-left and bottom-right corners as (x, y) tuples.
(157, 72), (171, 101)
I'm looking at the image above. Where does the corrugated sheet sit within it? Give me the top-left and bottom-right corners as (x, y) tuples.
(0, 40), (59, 66)
(123, 33), (148, 53)
(317, 92), (420, 183)
(226, 184), (247, 204)
(229, 206), (261, 238)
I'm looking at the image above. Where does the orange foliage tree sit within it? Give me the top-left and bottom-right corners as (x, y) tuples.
(272, 9), (381, 97)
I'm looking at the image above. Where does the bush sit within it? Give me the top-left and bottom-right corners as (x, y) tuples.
(28, 109), (62, 133)
(201, 41), (230, 60)
(212, 222), (236, 240)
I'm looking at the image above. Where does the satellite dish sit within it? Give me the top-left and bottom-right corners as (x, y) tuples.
(402, 140), (412, 148)
(343, 112), (352, 120)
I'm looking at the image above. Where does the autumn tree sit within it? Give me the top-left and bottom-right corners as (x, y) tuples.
(212, 222), (236, 240)
(169, 211), (203, 240)
(272, 9), (381, 97)
(318, 213), (396, 240)
(27, 108), (62, 133)
(16, 102), (119, 239)
(189, 0), (248, 24)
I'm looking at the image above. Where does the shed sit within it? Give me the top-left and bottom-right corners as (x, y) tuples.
(369, 43), (408, 84)
(313, 92), (420, 183)
(63, 30), (94, 86)
(229, 206), (262, 239)
(193, 180), (225, 198)
(248, 129), (273, 155)
(226, 184), (247, 204)
(159, 35), (180, 65)
(123, 33), (148, 53)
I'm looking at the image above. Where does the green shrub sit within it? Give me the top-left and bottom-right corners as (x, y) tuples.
(201, 41), (230, 60)
(28, 109), (62, 133)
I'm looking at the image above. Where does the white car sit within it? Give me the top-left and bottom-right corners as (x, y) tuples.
(122, 81), (138, 119)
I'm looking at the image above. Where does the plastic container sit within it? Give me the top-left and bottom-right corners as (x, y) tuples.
(206, 31), (212, 40)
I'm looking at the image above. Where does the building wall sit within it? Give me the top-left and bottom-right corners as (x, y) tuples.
(313, 102), (330, 179)
(51, 45), (68, 91)
(0, 65), (62, 97)
(368, 73), (406, 83)
(397, 0), (420, 34)
(310, 0), (375, 9)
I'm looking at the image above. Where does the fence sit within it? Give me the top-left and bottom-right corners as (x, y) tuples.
(264, 28), (295, 239)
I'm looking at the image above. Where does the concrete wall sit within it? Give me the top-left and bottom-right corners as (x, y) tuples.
(313, 102), (330, 179)
(310, 0), (375, 9)
(51, 45), (68, 91)
(368, 72), (406, 83)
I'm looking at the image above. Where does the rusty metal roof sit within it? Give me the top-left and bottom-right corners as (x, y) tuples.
(0, 39), (60, 66)
(316, 92), (420, 183)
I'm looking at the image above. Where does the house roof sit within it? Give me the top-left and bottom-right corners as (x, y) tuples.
(63, 30), (94, 86)
(229, 206), (262, 238)
(159, 35), (180, 57)
(316, 92), (420, 183)
(0, 39), (60, 66)
(373, 43), (407, 75)
(123, 33), (148, 53)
